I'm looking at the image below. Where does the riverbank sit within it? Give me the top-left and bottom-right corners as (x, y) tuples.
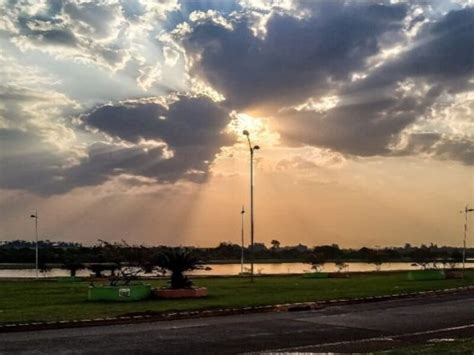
(4, 262), (473, 278)
(1, 259), (462, 268)
(1, 271), (474, 325)
(0, 260), (411, 269)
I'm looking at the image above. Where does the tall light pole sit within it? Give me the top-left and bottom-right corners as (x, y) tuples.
(240, 205), (245, 274)
(461, 205), (474, 270)
(30, 211), (39, 279)
(243, 130), (260, 282)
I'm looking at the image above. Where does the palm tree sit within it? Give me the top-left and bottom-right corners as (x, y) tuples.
(155, 248), (203, 289)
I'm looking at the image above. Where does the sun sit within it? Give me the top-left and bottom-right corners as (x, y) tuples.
(227, 112), (280, 146)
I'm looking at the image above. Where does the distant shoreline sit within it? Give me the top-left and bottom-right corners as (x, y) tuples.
(2, 260), (474, 270)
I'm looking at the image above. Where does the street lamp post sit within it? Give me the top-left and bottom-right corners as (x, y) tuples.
(30, 211), (39, 279)
(461, 205), (474, 270)
(243, 130), (260, 282)
(240, 205), (245, 274)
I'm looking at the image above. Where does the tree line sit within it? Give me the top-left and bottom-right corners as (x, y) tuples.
(0, 239), (469, 266)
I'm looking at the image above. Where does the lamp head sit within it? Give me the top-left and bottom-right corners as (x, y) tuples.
(30, 214), (36, 218)
(253, 145), (260, 150)
(242, 130), (249, 136)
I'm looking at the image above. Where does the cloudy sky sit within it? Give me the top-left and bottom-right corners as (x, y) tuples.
(0, 0), (472, 248)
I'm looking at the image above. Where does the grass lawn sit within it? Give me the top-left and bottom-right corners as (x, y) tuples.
(1, 271), (474, 324)
(379, 338), (474, 354)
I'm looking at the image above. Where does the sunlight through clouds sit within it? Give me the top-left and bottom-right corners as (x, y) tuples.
(0, 0), (472, 247)
(228, 112), (279, 146)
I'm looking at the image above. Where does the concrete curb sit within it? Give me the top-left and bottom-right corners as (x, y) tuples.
(1, 285), (474, 333)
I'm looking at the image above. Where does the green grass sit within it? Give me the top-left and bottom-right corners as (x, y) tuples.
(1, 271), (474, 324)
(379, 337), (474, 354)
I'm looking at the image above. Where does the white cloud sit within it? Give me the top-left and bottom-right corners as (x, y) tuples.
(189, 10), (234, 30)
(137, 63), (162, 91)
(0, 51), (82, 155)
(2, 0), (179, 74)
(163, 46), (180, 66)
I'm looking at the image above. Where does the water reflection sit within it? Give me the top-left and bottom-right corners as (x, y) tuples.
(1, 261), (469, 278)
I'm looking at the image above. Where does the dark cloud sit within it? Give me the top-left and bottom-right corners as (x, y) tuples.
(0, 129), (67, 193)
(435, 138), (474, 165)
(394, 133), (474, 165)
(60, 142), (167, 192)
(177, 3), (473, 164)
(348, 7), (474, 96)
(276, 96), (423, 156)
(0, 95), (235, 195)
(405, 8), (474, 79)
(320, 7), (474, 162)
(69, 96), (235, 189)
(82, 95), (232, 148)
(72, 95), (235, 188)
(182, 2), (407, 110)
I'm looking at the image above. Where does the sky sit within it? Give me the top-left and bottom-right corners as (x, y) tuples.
(0, 0), (473, 248)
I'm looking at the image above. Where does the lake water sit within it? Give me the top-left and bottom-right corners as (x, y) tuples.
(1, 261), (469, 278)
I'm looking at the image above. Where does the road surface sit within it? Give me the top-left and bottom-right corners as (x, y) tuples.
(2, 291), (474, 354)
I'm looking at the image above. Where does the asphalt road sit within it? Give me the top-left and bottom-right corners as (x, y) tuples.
(2, 291), (474, 354)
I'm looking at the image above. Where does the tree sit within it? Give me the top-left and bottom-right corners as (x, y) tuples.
(358, 247), (372, 260)
(449, 250), (463, 269)
(271, 240), (281, 250)
(97, 240), (149, 286)
(214, 242), (241, 259)
(367, 251), (385, 272)
(155, 248), (203, 289)
(38, 260), (51, 275)
(89, 263), (109, 278)
(335, 261), (348, 273)
(61, 258), (85, 277)
(308, 253), (327, 272)
(411, 248), (433, 269)
(313, 245), (342, 259)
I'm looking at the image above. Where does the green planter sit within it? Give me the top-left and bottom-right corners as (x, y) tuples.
(408, 270), (445, 281)
(88, 283), (152, 302)
(303, 272), (329, 279)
